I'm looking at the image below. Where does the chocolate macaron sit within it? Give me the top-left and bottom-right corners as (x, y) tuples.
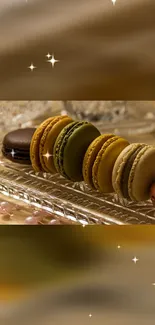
(2, 128), (36, 164)
(54, 121), (101, 181)
(112, 143), (155, 201)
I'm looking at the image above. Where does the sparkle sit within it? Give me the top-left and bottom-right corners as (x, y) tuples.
(112, 0), (116, 4)
(117, 245), (121, 249)
(89, 314), (92, 318)
(46, 53), (51, 59)
(28, 63), (36, 71)
(47, 54), (59, 68)
(10, 149), (15, 158)
(152, 283), (155, 286)
(132, 256), (139, 264)
(43, 151), (52, 160)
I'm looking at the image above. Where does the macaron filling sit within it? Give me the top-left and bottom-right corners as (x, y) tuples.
(121, 145), (145, 199)
(2, 147), (30, 159)
(54, 121), (78, 171)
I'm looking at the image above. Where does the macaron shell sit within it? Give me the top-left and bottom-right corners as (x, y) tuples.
(82, 134), (115, 188)
(30, 117), (55, 172)
(93, 137), (129, 193)
(128, 145), (155, 201)
(3, 128), (36, 151)
(112, 143), (145, 198)
(63, 123), (101, 181)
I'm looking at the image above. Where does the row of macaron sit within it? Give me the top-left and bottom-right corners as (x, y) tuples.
(2, 114), (155, 202)
(30, 115), (155, 202)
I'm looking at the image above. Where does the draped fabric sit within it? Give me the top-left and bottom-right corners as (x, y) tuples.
(0, 0), (155, 99)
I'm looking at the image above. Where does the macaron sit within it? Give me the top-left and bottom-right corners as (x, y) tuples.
(112, 143), (155, 201)
(39, 115), (73, 173)
(83, 134), (115, 188)
(30, 117), (55, 172)
(30, 115), (73, 172)
(2, 128), (36, 164)
(83, 134), (129, 193)
(53, 121), (101, 182)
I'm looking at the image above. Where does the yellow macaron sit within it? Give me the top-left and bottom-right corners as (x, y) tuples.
(39, 115), (73, 173)
(30, 117), (56, 172)
(30, 115), (73, 172)
(82, 134), (115, 188)
(83, 134), (129, 193)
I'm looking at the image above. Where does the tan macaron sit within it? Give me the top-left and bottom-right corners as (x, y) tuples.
(112, 143), (155, 201)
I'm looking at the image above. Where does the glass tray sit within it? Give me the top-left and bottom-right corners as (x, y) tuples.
(0, 156), (155, 225)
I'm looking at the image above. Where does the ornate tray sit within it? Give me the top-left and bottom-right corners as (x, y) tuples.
(0, 156), (155, 225)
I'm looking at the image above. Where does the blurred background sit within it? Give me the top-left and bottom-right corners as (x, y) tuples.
(0, 0), (155, 99)
(1, 100), (155, 138)
(1, 226), (155, 324)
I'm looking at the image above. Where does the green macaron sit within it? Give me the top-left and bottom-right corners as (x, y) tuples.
(53, 121), (101, 181)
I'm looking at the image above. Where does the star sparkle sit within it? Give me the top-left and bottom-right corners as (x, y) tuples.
(112, 0), (116, 4)
(117, 245), (121, 249)
(89, 314), (92, 318)
(43, 151), (52, 160)
(10, 149), (15, 158)
(132, 256), (139, 264)
(28, 63), (36, 71)
(152, 283), (155, 286)
(47, 54), (59, 68)
(46, 53), (51, 59)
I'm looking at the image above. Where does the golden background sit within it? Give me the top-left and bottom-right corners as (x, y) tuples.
(0, 0), (155, 99)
